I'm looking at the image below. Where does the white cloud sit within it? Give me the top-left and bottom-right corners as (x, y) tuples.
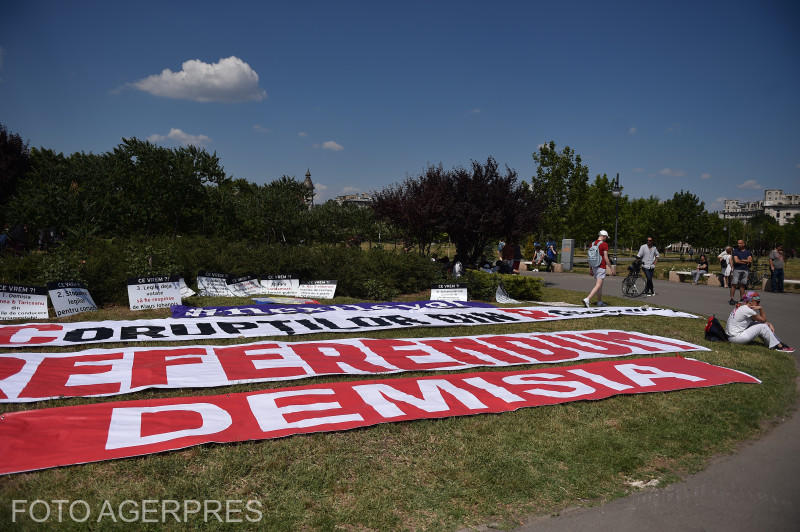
(252, 124), (270, 133)
(469, 108), (481, 114)
(700, 172), (712, 180)
(659, 168), (686, 177)
(147, 128), (211, 146)
(131, 56), (266, 103)
(796, 163), (800, 169)
(298, 131), (308, 137)
(321, 140), (344, 151)
(341, 186), (360, 194)
(628, 127), (637, 135)
(737, 179), (763, 190)
(632, 167), (644, 173)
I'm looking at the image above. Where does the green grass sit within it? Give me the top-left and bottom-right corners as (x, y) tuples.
(0, 290), (796, 530)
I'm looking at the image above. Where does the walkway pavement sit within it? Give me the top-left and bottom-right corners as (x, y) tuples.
(514, 271), (800, 532)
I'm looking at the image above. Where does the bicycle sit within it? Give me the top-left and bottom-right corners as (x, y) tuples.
(747, 263), (771, 290)
(621, 260), (646, 298)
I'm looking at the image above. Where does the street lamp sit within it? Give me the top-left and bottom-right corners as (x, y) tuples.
(611, 173), (623, 265)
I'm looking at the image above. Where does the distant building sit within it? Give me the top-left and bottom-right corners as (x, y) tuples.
(334, 192), (373, 207)
(720, 189), (799, 226)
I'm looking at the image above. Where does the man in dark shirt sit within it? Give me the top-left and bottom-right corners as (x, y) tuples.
(729, 239), (753, 305)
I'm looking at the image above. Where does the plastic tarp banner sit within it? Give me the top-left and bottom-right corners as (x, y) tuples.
(0, 329), (708, 403)
(0, 357), (759, 475)
(0, 306), (698, 349)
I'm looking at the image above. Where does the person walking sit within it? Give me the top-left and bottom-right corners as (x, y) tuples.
(769, 244), (785, 293)
(729, 239), (752, 305)
(718, 246), (733, 288)
(636, 236), (659, 296)
(583, 229), (614, 308)
(725, 291), (794, 352)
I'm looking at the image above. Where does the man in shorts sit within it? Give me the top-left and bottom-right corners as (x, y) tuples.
(729, 239), (752, 305)
(583, 229), (614, 308)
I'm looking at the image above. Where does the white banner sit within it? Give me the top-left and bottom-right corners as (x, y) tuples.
(0, 329), (709, 402)
(431, 283), (468, 301)
(0, 305), (698, 349)
(297, 280), (337, 299)
(227, 275), (262, 297)
(0, 284), (48, 321)
(178, 278), (195, 299)
(196, 272), (232, 297)
(259, 275), (300, 296)
(47, 281), (97, 318)
(126, 276), (182, 311)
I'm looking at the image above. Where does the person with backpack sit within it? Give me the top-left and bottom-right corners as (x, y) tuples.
(636, 236), (659, 296)
(717, 246), (733, 288)
(725, 291), (794, 352)
(583, 229), (614, 308)
(544, 237), (557, 272)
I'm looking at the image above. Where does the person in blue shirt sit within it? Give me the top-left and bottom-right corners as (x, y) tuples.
(544, 238), (557, 272)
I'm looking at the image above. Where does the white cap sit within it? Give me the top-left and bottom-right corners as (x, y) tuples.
(599, 230), (609, 237)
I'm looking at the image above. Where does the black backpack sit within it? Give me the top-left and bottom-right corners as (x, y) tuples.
(704, 315), (728, 342)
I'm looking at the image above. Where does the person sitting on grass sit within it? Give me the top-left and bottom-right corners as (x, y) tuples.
(691, 254), (709, 284)
(725, 291), (794, 352)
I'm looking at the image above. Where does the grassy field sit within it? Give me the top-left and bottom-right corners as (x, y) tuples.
(0, 288), (796, 530)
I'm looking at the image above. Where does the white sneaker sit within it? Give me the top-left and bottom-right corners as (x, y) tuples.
(582, 298), (591, 308)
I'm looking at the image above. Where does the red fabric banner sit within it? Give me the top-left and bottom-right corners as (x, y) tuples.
(0, 330), (707, 402)
(0, 357), (758, 475)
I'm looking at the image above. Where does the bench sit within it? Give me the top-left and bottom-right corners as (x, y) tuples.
(668, 270), (720, 285)
(761, 278), (800, 291)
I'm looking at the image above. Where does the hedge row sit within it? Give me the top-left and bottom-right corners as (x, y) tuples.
(0, 238), (546, 306)
(0, 237), (446, 306)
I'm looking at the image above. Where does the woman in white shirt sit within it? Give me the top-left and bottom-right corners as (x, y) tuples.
(725, 291), (794, 352)
(717, 246), (733, 288)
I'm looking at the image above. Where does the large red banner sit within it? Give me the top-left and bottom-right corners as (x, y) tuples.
(0, 330), (707, 402)
(0, 357), (759, 475)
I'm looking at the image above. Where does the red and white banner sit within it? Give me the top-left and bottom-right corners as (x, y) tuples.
(0, 330), (708, 403)
(0, 306), (697, 348)
(0, 357), (759, 475)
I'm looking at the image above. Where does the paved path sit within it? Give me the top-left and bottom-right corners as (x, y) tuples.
(514, 271), (800, 532)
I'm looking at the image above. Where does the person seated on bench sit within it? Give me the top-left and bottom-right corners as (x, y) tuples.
(691, 254), (709, 284)
(725, 291), (794, 352)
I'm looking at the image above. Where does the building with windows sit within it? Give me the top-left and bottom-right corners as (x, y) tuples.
(334, 192), (373, 207)
(720, 189), (799, 226)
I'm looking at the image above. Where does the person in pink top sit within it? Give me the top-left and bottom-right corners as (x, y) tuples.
(583, 229), (615, 308)
(725, 291), (794, 352)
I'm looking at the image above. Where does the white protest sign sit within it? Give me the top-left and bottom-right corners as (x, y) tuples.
(179, 278), (196, 299)
(0, 284), (49, 320)
(197, 271), (233, 297)
(47, 281), (97, 318)
(430, 283), (468, 302)
(127, 276), (182, 311)
(297, 280), (337, 299)
(259, 275), (300, 296)
(227, 275), (262, 297)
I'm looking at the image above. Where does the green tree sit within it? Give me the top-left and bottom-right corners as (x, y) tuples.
(531, 141), (589, 239)
(660, 190), (707, 251)
(0, 123), (30, 209)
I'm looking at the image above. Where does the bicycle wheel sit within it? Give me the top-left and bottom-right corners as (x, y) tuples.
(622, 276), (646, 297)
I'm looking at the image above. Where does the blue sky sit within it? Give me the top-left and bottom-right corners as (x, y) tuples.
(1, 0), (798, 209)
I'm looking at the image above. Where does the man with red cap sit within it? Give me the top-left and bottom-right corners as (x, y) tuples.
(725, 291), (794, 352)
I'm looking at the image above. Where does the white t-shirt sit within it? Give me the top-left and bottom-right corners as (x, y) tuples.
(718, 251), (732, 277)
(726, 305), (757, 336)
(636, 244), (659, 269)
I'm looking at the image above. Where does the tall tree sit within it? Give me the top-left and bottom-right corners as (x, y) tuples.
(531, 141), (589, 239)
(0, 123), (31, 209)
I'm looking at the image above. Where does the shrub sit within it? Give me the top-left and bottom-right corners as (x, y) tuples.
(1, 237), (444, 305)
(463, 270), (543, 301)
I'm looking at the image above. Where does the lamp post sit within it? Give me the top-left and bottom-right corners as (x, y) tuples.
(611, 173), (623, 266)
